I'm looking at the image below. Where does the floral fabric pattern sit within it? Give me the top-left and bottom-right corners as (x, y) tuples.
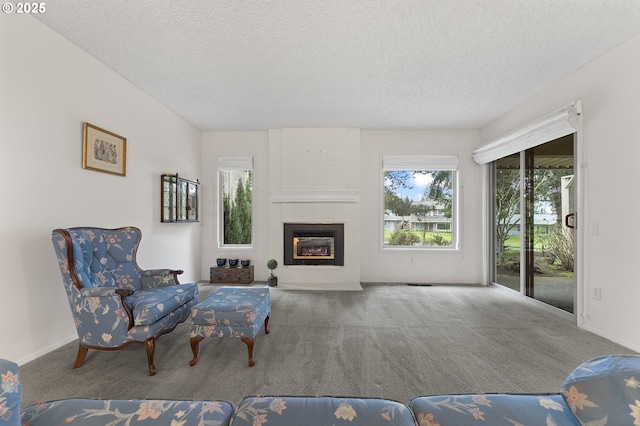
(561, 354), (640, 425)
(20, 398), (235, 425)
(126, 284), (198, 326)
(6, 355), (640, 426)
(51, 227), (198, 348)
(190, 287), (270, 339)
(0, 359), (20, 426)
(410, 394), (578, 426)
(232, 396), (416, 426)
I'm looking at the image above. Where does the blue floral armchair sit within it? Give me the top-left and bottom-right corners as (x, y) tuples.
(51, 226), (199, 375)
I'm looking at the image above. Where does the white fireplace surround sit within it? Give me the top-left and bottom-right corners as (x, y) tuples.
(269, 189), (359, 203)
(268, 128), (361, 290)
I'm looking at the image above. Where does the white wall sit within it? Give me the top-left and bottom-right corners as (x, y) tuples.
(359, 130), (484, 283)
(200, 131), (271, 280)
(480, 33), (640, 352)
(200, 129), (484, 286)
(0, 15), (202, 364)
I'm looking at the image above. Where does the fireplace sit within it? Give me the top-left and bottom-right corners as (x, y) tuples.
(284, 223), (344, 266)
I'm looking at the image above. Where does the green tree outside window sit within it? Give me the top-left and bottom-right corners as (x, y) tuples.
(221, 170), (253, 245)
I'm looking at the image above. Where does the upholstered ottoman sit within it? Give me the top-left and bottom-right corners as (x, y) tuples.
(189, 287), (270, 367)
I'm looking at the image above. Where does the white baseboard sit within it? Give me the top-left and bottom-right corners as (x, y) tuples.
(18, 334), (77, 366)
(276, 282), (363, 291)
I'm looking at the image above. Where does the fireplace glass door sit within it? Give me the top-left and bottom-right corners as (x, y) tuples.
(284, 223), (344, 266)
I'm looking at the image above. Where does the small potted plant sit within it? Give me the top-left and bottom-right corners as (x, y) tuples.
(267, 258), (278, 287)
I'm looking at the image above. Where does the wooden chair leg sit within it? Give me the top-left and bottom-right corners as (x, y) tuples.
(143, 337), (157, 376)
(264, 315), (270, 334)
(73, 343), (89, 369)
(240, 337), (255, 367)
(190, 336), (204, 367)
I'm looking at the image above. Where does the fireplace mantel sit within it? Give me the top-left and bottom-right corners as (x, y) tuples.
(270, 189), (358, 203)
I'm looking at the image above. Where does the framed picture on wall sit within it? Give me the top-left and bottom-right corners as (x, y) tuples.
(82, 122), (127, 176)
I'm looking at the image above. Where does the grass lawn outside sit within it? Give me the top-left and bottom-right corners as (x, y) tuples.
(383, 230), (452, 246)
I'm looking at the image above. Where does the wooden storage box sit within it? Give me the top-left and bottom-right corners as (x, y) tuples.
(210, 266), (254, 284)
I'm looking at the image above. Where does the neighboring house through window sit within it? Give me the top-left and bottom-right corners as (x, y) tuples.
(382, 155), (459, 249)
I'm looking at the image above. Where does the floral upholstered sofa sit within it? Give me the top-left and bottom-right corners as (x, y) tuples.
(410, 354), (640, 425)
(3, 355), (640, 425)
(0, 358), (235, 426)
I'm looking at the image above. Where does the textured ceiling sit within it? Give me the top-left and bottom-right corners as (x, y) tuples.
(34, 1), (640, 131)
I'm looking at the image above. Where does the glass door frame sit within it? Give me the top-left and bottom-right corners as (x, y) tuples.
(489, 136), (579, 321)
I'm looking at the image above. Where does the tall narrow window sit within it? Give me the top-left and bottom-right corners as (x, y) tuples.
(218, 156), (253, 247)
(382, 155), (458, 249)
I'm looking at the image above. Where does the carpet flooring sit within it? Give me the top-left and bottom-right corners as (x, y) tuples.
(18, 283), (636, 407)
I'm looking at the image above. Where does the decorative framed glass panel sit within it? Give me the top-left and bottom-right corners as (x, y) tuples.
(161, 174), (199, 223)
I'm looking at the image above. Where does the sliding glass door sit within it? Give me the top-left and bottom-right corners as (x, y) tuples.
(493, 135), (575, 314)
(494, 153), (521, 292)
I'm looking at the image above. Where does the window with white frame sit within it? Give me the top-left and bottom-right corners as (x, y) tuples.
(382, 155), (458, 248)
(217, 156), (253, 247)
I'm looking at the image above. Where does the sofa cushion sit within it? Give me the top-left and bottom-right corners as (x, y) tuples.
(561, 354), (640, 425)
(20, 398), (235, 425)
(409, 394), (578, 426)
(126, 283), (198, 326)
(232, 396), (416, 426)
(0, 359), (21, 426)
